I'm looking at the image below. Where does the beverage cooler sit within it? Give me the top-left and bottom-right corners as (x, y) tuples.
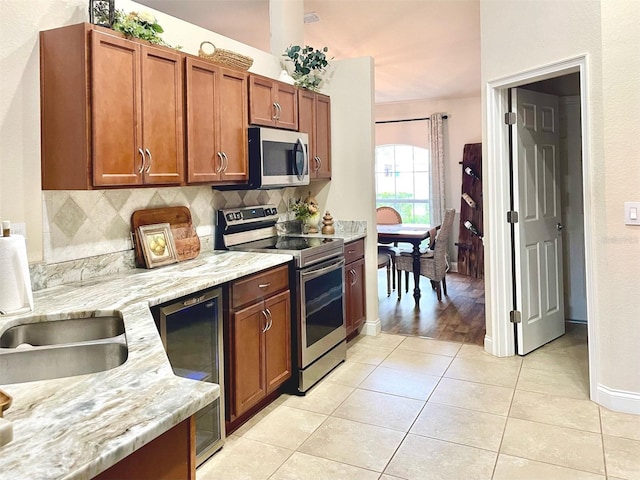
(151, 287), (225, 465)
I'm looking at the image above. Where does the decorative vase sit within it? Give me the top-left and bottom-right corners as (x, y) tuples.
(305, 213), (320, 234)
(321, 211), (335, 235)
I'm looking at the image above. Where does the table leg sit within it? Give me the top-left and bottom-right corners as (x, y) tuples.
(412, 242), (421, 302)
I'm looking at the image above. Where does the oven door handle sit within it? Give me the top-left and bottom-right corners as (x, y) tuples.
(300, 258), (345, 281)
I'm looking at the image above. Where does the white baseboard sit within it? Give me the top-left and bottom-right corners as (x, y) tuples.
(595, 384), (640, 415)
(362, 318), (381, 336)
(483, 334), (494, 355)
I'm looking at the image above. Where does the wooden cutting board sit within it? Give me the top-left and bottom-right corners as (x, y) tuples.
(131, 206), (201, 267)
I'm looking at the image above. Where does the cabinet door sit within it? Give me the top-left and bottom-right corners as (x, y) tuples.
(218, 68), (249, 182)
(314, 94), (332, 179)
(91, 30), (143, 186)
(185, 58), (222, 183)
(248, 75), (276, 127)
(297, 90), (317, 176)
(140, 45), (184, 185)
(346, 258), (366, 337)
(264, 290), (291, 393)
(274, 83), (298, 130)
(232, 301), (267, 417)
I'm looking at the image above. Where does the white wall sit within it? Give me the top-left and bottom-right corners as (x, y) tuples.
(321, 56), (380, 334)
(481, 0), (640, 411)
(375, 97), (482, 265)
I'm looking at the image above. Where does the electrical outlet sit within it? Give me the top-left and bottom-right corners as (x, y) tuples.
(624, 202), (640, 225)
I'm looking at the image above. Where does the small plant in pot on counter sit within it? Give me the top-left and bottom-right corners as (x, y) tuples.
(282, 45), (331, 91)
(291, 194), (321, 233)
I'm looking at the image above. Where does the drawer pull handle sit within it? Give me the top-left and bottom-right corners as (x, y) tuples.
(258, 283), (271, 289)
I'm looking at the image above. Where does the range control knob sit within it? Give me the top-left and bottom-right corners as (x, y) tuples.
(226, 213), (235, 221)
(234, 212), (242, 220)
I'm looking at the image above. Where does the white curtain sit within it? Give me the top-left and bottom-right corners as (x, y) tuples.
(429, 113), (446, 225)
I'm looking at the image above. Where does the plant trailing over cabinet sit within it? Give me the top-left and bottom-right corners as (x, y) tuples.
(283, 45), (331, 91)
(113, 10), (171, 47)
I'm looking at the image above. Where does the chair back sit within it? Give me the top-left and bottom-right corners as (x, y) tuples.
(423, 208), (456, 280)
(376, 207), (402, 225)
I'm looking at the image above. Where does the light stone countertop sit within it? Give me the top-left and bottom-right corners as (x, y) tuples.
(0, 250), (293, 480)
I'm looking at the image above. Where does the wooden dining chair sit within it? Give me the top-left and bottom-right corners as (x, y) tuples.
(376, 206), (402, 225)
(376, 206), (403, 293)
(395, 208), (456, 301)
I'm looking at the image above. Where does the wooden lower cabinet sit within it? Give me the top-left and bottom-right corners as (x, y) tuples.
(94, 417), (196, 480)
(344, 239), (366, 338)
(226, 265), (292, 428)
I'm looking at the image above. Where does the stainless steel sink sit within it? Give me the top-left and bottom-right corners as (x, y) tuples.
(0, 338), (128, 384)
(0, 316), (124, 347)
(0, 316), (128, 384)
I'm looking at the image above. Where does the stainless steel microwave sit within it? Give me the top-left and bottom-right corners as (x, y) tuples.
(248, 127), (309, 189)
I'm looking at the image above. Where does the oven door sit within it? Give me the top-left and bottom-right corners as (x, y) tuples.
(298, 257), (346, 368)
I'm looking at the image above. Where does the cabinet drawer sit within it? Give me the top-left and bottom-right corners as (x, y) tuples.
(344, 239), (365, 264)
(231, 264), (289, 308)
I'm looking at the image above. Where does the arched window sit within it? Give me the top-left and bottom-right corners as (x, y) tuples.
(375, 144), (431, 224)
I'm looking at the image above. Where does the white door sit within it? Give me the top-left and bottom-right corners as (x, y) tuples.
(512, 88), (565, 355)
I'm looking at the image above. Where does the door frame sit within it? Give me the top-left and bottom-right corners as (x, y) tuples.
(484, 55), (597, 399)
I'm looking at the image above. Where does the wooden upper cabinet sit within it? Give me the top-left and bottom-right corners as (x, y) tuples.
(40, 24), (184, 189)
(138, 45), (185, 185)
(91, 31), (184, 186)
(248, 75), (298, 130)
(298, 90), (331, 180)
(185, 58), (248, 185)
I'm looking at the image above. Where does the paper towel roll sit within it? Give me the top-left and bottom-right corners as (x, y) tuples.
(0, 235), (33, 314)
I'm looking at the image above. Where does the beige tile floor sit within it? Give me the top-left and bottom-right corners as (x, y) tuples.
(197, 325), (640, 480)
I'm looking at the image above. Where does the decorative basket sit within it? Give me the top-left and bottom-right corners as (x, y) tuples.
(198, 41), (253, 71)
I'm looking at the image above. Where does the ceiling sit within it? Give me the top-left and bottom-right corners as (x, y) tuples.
(136, 0), (481, 104)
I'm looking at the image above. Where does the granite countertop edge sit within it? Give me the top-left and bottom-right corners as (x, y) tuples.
(0, 250), (293, 480)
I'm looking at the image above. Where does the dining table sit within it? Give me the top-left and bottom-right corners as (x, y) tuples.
(377, 223), (437, 302)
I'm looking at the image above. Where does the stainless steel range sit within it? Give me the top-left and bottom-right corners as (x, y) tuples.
(215, 204), (346, 393)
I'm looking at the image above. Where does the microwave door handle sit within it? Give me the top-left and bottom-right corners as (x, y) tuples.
(294, 138), (307, 181)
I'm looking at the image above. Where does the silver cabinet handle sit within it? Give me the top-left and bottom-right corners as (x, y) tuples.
(265, 308), (273, 331)
(316, 156), (322, 172)
(222, 152), (229, 172)
(261, 309), (269, 333)
(138, 148), (146, 174)
(216, 152), (224, 173)
(350, 268), (358, 286)
(144, 148), (152, 173)
(272, 102), (278, 120)
(276, 102), (282, 120)
(258, 282), (271, 289)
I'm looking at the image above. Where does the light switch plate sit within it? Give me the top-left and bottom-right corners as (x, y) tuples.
(624, 202), (640, 225)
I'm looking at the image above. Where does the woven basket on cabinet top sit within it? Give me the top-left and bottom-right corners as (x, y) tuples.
(198, 41), (253, 71)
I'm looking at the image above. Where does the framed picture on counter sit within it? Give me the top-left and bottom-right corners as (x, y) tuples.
(138, 223), (178, 269)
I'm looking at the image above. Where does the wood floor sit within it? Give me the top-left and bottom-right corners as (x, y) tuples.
(377, 269), (486, 346)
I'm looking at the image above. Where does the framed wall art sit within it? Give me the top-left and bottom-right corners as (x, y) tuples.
(138, 223), (178, 269)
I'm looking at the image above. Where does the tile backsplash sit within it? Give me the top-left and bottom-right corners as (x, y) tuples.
(35, 186), (300, 290)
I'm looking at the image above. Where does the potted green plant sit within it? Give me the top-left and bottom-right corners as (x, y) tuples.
(282, 45), (331, 91)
